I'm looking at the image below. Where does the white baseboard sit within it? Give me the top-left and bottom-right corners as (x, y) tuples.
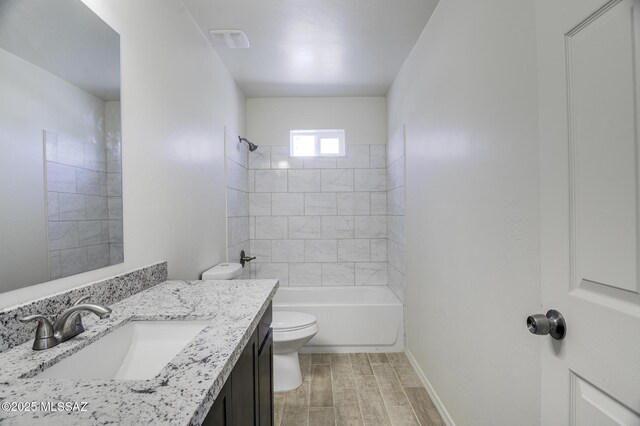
(404, 349), (456, 426)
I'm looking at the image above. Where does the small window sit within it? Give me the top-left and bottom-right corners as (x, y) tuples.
(290, 129), (345, 157)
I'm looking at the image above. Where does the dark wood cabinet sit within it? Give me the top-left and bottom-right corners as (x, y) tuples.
(202, 303), (273, 426)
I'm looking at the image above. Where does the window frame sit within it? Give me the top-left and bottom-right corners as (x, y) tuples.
(289, 129), (345, 157)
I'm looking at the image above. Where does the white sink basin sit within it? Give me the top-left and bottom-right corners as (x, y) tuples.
(35, 320), (209, 380)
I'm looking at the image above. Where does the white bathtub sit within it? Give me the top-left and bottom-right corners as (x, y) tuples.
(272, 286), (404, 353)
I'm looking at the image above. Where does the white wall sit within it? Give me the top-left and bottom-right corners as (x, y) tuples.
(1, 0), (245, 308)
(387, 0), (541, 424)
(0, 47), (106, 292)
(247, 97), (386, 146)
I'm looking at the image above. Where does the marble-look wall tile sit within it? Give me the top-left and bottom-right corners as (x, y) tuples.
(108, 220), (124, 244)
(255, 170), (288, 192)
(228, 217), (250, 246)
(370, 192), (386, 215)
(249, 147), (271, 169)
(354, 169), (386, 192)
(355, 216), (387, 239)
(305, 240), (338, 262)
(106, 148), (122, 173)
(60, 247), (88, 277)
(337, 192), (370, 216)
(107, 172), (122, 197)
(387, 158), (405, 190)
(79, 220), (103, 246)
(108, 197), (123, 220)
(87, 244), (110, 269)
(227, 189), (249, 217)
(388, 264), (405, 303)
(305, 193), (337, 216)
(250, 240), (272, 263)
(355, 262), (387, 286)
(47, 192), (59, 221)
(272, 240), (305, 262)
(255, 216), (288, 239)
(290, 263), (322, 286)
(321, 169), (354, 192)
(272, 193), (304, 216)
(58, 193), (86, 220)
(338, 239), (371, 262)
(370, 145), (387, 168)
(46, 163), (76, 193)
(255, 263), (289, 286)
(322, 263), (355, 286)
(48, 222), (79, 250)
(227, 160), (249, 192)
(271, 146), (303, 169)
(387, 240), (405, 274)
(387, 216), (405, 245)
(304, 157), (337, 169)
(337, 145), (370, 169)
(45, 131), (58, 161)
(289, 216), (322, 239)
(109, 243), (124, 263)
(249, 193), (271, 216)
(371, 239), (388, 262)
(76, 169), (100, 195)
(0, 262), (167, 352)
(322, 216), (355, 239)
(288, 170), (321, 192)
(387, 187), (405, 215)
(84, 143), (107, 172)
(85, 195), (108, 220)
(49, 251), (61, 280)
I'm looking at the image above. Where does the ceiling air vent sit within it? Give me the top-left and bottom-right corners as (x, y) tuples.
(209, 30), (250, 48)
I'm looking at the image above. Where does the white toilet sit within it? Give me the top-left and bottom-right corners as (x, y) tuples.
(272, 311), (319, 392)
(201, 262), (319, 392)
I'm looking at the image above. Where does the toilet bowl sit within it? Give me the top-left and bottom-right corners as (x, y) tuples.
(272, 311), (319, 392)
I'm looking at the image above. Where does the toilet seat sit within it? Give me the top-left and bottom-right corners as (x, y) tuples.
(272, 311), (317, 333)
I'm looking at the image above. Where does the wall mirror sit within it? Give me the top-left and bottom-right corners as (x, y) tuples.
(0, 0), (122, 294)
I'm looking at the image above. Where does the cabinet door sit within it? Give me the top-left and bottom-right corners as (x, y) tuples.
(232, 329), (258, 426)
(258, 329), (273, 426)
(202, 379), (232, 426)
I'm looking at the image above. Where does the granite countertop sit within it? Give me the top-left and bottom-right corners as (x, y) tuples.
(0, 279), (278, 425)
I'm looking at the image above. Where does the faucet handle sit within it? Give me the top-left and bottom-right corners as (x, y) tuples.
(17, 315), (58, 350)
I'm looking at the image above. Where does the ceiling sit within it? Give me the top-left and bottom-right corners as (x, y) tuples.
(183, 0), (438, 97)
(0, 0), (120, 101)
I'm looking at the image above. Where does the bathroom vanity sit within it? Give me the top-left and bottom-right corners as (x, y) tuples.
(0, 278), (278, 425)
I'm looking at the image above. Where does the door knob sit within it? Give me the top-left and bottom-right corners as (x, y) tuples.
(527, 309), (566, 340)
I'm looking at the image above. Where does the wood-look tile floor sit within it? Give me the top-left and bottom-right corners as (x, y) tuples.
(274, 353), (444, 426)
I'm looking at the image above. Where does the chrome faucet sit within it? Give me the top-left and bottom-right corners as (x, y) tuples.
(17, 296), (112, 350)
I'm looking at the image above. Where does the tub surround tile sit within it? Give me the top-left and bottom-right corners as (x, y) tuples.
(0, 276), (278, 426)
(255, 263), (289, 286)
(338, 239), (371, 262)
(337, 192), (371, 216)
(337, 145), (370, 169)
(289, 263), (322, 286)
(321, 216), (355, 239)
(272, 193), (304, 216)
(370, 192), (387, 215)
(59, 193), (86, 220)
(85, 195), (108, 220)
(355, 262), (388, 286)
(304, 157), (337, 169)
(109, 243), (124, 264)
(46, 162), (76, 193)
(305, 240), (338, 262)
(354, 169), (386, 192)
(370, 145), (387, 168)
(227, 188), (249, 218)
(76, 169), (101, 195)
(305, 193), (337, 216)
(48, 221), (79, 251)
(271, 146), (304, 169)
(371, 239), (388, 262)
(355, 216), (387, 239)
(289, 216), (322, 239)
(321, 169), (354, 192)
(249, 193), (272, 216)
(255, 216), (288, 240)
(47, 192), (59, 221)
(255, 169), (288, 192)
(0, 262), (167, 352)
(250, 239), (272, 263)
(321, 263), (355, 286)
(248, 146), (271, 169)
(288, 170), (321, 192)
(227, 159), (249, 192)
(272, 240), (305, 263)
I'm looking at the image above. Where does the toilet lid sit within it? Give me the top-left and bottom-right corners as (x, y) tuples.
(272, 311), (317, 332)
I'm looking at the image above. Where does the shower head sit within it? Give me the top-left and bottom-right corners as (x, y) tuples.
(239, 136), (258, 152)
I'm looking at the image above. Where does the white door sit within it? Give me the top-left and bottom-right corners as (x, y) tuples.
(537, 0), (640, 424)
